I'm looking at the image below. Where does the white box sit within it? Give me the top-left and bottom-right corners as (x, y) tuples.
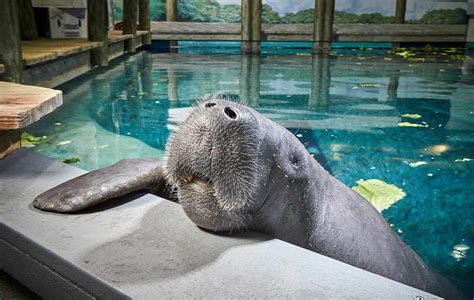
(47, 7), (87, 38)
(32, 0), (87, 39)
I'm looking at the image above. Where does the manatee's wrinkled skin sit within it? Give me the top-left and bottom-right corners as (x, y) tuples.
(34, 97), (464, 299)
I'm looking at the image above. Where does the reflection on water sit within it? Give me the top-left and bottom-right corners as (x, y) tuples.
(27, 50), (474, 294)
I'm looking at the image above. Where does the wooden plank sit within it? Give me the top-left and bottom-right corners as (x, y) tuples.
(88, 0), (109, 66)
(0, 0), (22, 83)
(21, 39), (101, 66)
(152, 34), (242, 41)
(21, 51), (58, 66)
(123, 0), (138, 52)
(138, 0), (151, 44)
(153, 33), (465, 42)
(0, 81), (63, 130)
(136, 30), (149, 37)
(151, 22), (467, 42)
(108, 30), (134, 43)
(152, 22), (240, 34)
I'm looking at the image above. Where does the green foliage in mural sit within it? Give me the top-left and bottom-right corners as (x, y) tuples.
(335, 11), (395, 24)
(262, 4), (281, 24)
(419, 8), (468, 25)
(111, 0), (468, 25)
(220, 4), (242, 23)
(282, 9), (315, 24)
(113, 0), (165, 22)
(177, 0), (241, 22)
(151, 0), (166, 21)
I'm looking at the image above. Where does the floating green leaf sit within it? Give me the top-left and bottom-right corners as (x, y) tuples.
(454, 158), (471, 162)
(352, 179), (406, 212)
(357, 83), (382, 88)
(61, 157), (81, 164)
(394, 50), (415, 58)
(21, 132), (47, 148)
(408, 161), (428, 168)
(401, 113), (422, 119)
(57, 140), (72, 146)
(398, 122), (428, 128)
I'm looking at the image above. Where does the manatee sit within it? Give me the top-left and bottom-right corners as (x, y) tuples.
(33, 97), (464, 299)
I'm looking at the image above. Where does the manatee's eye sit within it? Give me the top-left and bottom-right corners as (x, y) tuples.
(205, 102), (216, 108)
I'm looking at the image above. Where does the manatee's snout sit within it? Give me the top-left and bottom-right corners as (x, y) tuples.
(165, 96), (264, 232)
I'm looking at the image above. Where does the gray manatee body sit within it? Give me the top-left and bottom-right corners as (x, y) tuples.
(34, 97), (463, 299)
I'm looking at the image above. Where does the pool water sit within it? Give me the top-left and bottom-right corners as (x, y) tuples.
(26, 50), (474, 294)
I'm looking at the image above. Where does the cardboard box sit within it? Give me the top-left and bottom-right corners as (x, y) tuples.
(32, 0), (87, 39)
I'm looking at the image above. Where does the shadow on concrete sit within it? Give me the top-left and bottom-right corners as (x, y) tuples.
(80, 202), (270, 283)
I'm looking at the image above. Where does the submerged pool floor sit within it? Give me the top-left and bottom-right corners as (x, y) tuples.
(26, 50), (474, 294)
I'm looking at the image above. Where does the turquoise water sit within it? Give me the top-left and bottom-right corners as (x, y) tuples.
(26, 50), (473, 294)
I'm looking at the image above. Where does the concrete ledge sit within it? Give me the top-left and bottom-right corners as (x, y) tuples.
(0, 149), (439, 299)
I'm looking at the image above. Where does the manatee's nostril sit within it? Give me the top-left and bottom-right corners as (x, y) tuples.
(205, 102), (216, 108)
(224, 107), (237, 119)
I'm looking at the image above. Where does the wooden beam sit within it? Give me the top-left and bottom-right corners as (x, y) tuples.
(251, 0), (262, 53)
(0, 0), (23, 83)
(395, 0), (407, 24)
(18, 0), (38, 40)
(313, 0), (325, 53)
(138, 0), (151, 45)
(322, 0), (335, 53)
(241, 0), (251, 41)
(241, 0), (261, 54)
(393, 0), (407, 48)
(166, 0), (177, 21)
(123, 0), (138, 52)
(88, 0), (109, 66)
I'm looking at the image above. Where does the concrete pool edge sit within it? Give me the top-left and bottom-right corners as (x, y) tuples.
(0, 149), (440, 299)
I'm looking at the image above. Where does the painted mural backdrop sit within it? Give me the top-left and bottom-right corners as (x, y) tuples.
(112, 0), (468, 24)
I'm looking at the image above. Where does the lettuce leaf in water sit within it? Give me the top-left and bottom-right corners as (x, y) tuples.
(21, 132), (47, 148)
(61, 157), (81, 164)
(352, 179), (406, 212)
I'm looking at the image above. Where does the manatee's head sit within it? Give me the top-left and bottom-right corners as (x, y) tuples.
(166, 96), (312, 232)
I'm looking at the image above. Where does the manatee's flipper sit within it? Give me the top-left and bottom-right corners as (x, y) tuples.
(33, 159), (176, 213)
